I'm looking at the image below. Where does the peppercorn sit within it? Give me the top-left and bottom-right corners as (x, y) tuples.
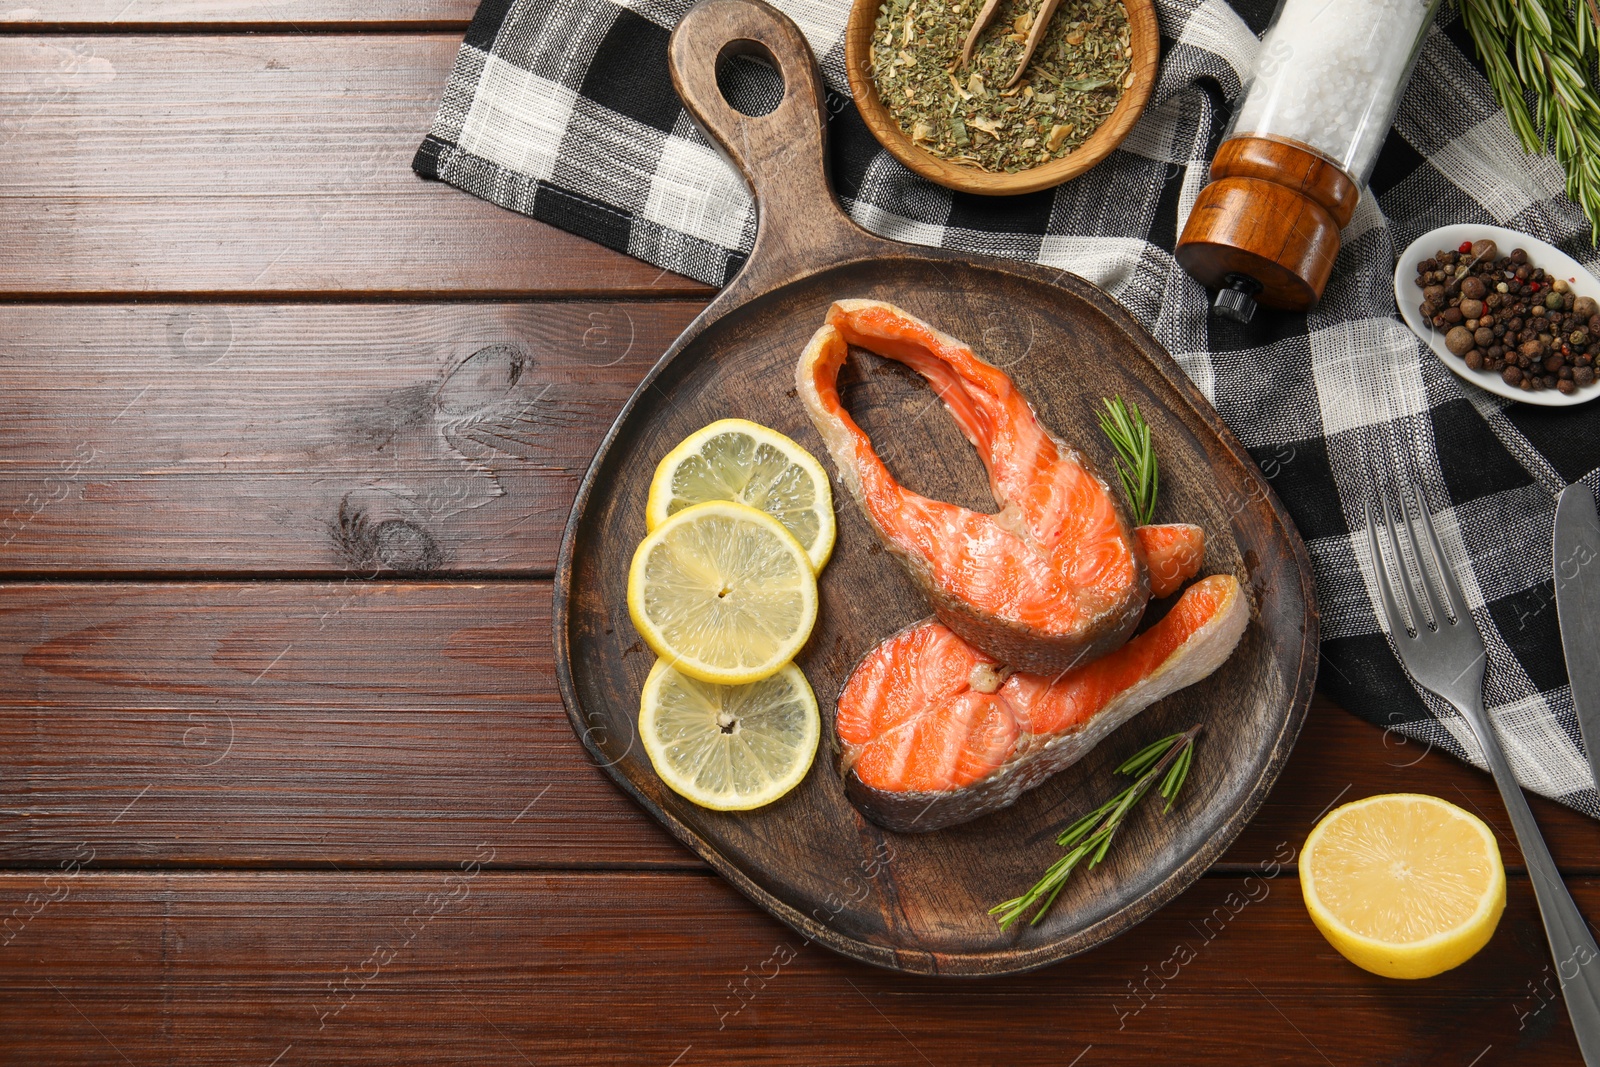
(1415, 239), (1596, 391)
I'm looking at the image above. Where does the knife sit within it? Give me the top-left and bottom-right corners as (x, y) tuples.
(1555, 483), (1600, 793)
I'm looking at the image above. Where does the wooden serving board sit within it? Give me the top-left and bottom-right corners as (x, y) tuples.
(554, 0), (1318, 976)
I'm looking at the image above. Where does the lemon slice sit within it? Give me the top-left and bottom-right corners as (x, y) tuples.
(1300, 793), (1505, 979)
(645, 419), (835, 572)
(639, 658), (820, 810)
(628, 500), (818, 685)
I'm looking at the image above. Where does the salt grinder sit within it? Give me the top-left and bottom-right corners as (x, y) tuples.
(1176, 0), (1442, 320)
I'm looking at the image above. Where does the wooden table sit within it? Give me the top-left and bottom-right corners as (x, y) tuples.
(0, 8), (1592, 1064)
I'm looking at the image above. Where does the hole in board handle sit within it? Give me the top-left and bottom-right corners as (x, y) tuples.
(715, 39), (785, 117)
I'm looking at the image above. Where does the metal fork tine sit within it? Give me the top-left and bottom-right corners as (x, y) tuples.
(1364, 494), (1411, 639)
(1380, 486), (1430, 632)
(1399, 483), (1452, 625)
(1410, 487), (1471, 624)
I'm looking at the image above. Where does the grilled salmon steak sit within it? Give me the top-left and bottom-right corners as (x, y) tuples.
(1138, 523), (1205, 598)
(797, 299), (1150, 673)
(835, 574), (1249, 831)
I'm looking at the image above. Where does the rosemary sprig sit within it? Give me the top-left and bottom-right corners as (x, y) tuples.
(1098, 396), (1158, 525)
(989, 725), (1202, 931)
(1456, 0), (1600, 240)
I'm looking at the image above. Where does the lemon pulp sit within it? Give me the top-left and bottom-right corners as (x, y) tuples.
(1300, 793), (1505, 979)
(639, 659), (819, 810)
(645, 419), (834, 571)
(627, 500), (818, 685)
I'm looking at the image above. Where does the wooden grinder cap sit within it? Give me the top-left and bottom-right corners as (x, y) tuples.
(1175, 136), (1360, 315)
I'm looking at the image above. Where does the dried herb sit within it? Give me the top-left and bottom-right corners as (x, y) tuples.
(870, 0), (1132, 172)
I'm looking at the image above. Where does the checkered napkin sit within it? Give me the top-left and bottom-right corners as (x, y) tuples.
(415, 0), (1600, 815)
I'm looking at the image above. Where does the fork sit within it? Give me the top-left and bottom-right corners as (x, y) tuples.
(1367, 480), (1600, 1063)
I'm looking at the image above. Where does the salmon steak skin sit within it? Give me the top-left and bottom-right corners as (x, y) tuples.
(796, 299), (1150, 674)
(834, 574), (1249, 832)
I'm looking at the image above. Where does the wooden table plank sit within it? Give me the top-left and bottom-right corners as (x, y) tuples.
(0, 868), (1582, 1064)
(9, 0), (475, 29)
(0, 579), (688, 869)
(3, 579), (1594, 874)
(0, 36), (711, 297)
(0, 303), (699, 574)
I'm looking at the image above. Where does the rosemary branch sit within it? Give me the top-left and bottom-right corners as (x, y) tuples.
(1098, 396), (1159, 525)
(1456, 0), (1600, 240)
(989, 726), (1202, 931)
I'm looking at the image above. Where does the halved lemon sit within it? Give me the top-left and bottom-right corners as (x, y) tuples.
(1300, 793), (1505, 979)
(639, 658), (820, 810)
(644, 418), (835, 572)
(628, 500), (818, 685)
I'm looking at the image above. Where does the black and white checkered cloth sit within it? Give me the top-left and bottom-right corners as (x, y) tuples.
(416, 0), (1600, 816)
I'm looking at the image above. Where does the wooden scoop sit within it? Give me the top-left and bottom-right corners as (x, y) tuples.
(958, 0), (1067, 88)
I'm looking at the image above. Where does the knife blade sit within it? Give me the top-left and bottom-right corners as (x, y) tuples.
(1555, 483), (1600, 793)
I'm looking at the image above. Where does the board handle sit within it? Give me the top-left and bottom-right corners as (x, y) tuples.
(668, 0), (873, 291)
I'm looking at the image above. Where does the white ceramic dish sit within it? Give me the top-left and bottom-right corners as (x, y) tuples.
(1394, 223), (1600, 407)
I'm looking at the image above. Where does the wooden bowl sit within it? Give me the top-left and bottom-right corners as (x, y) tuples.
(844, 0), (1159, 195)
